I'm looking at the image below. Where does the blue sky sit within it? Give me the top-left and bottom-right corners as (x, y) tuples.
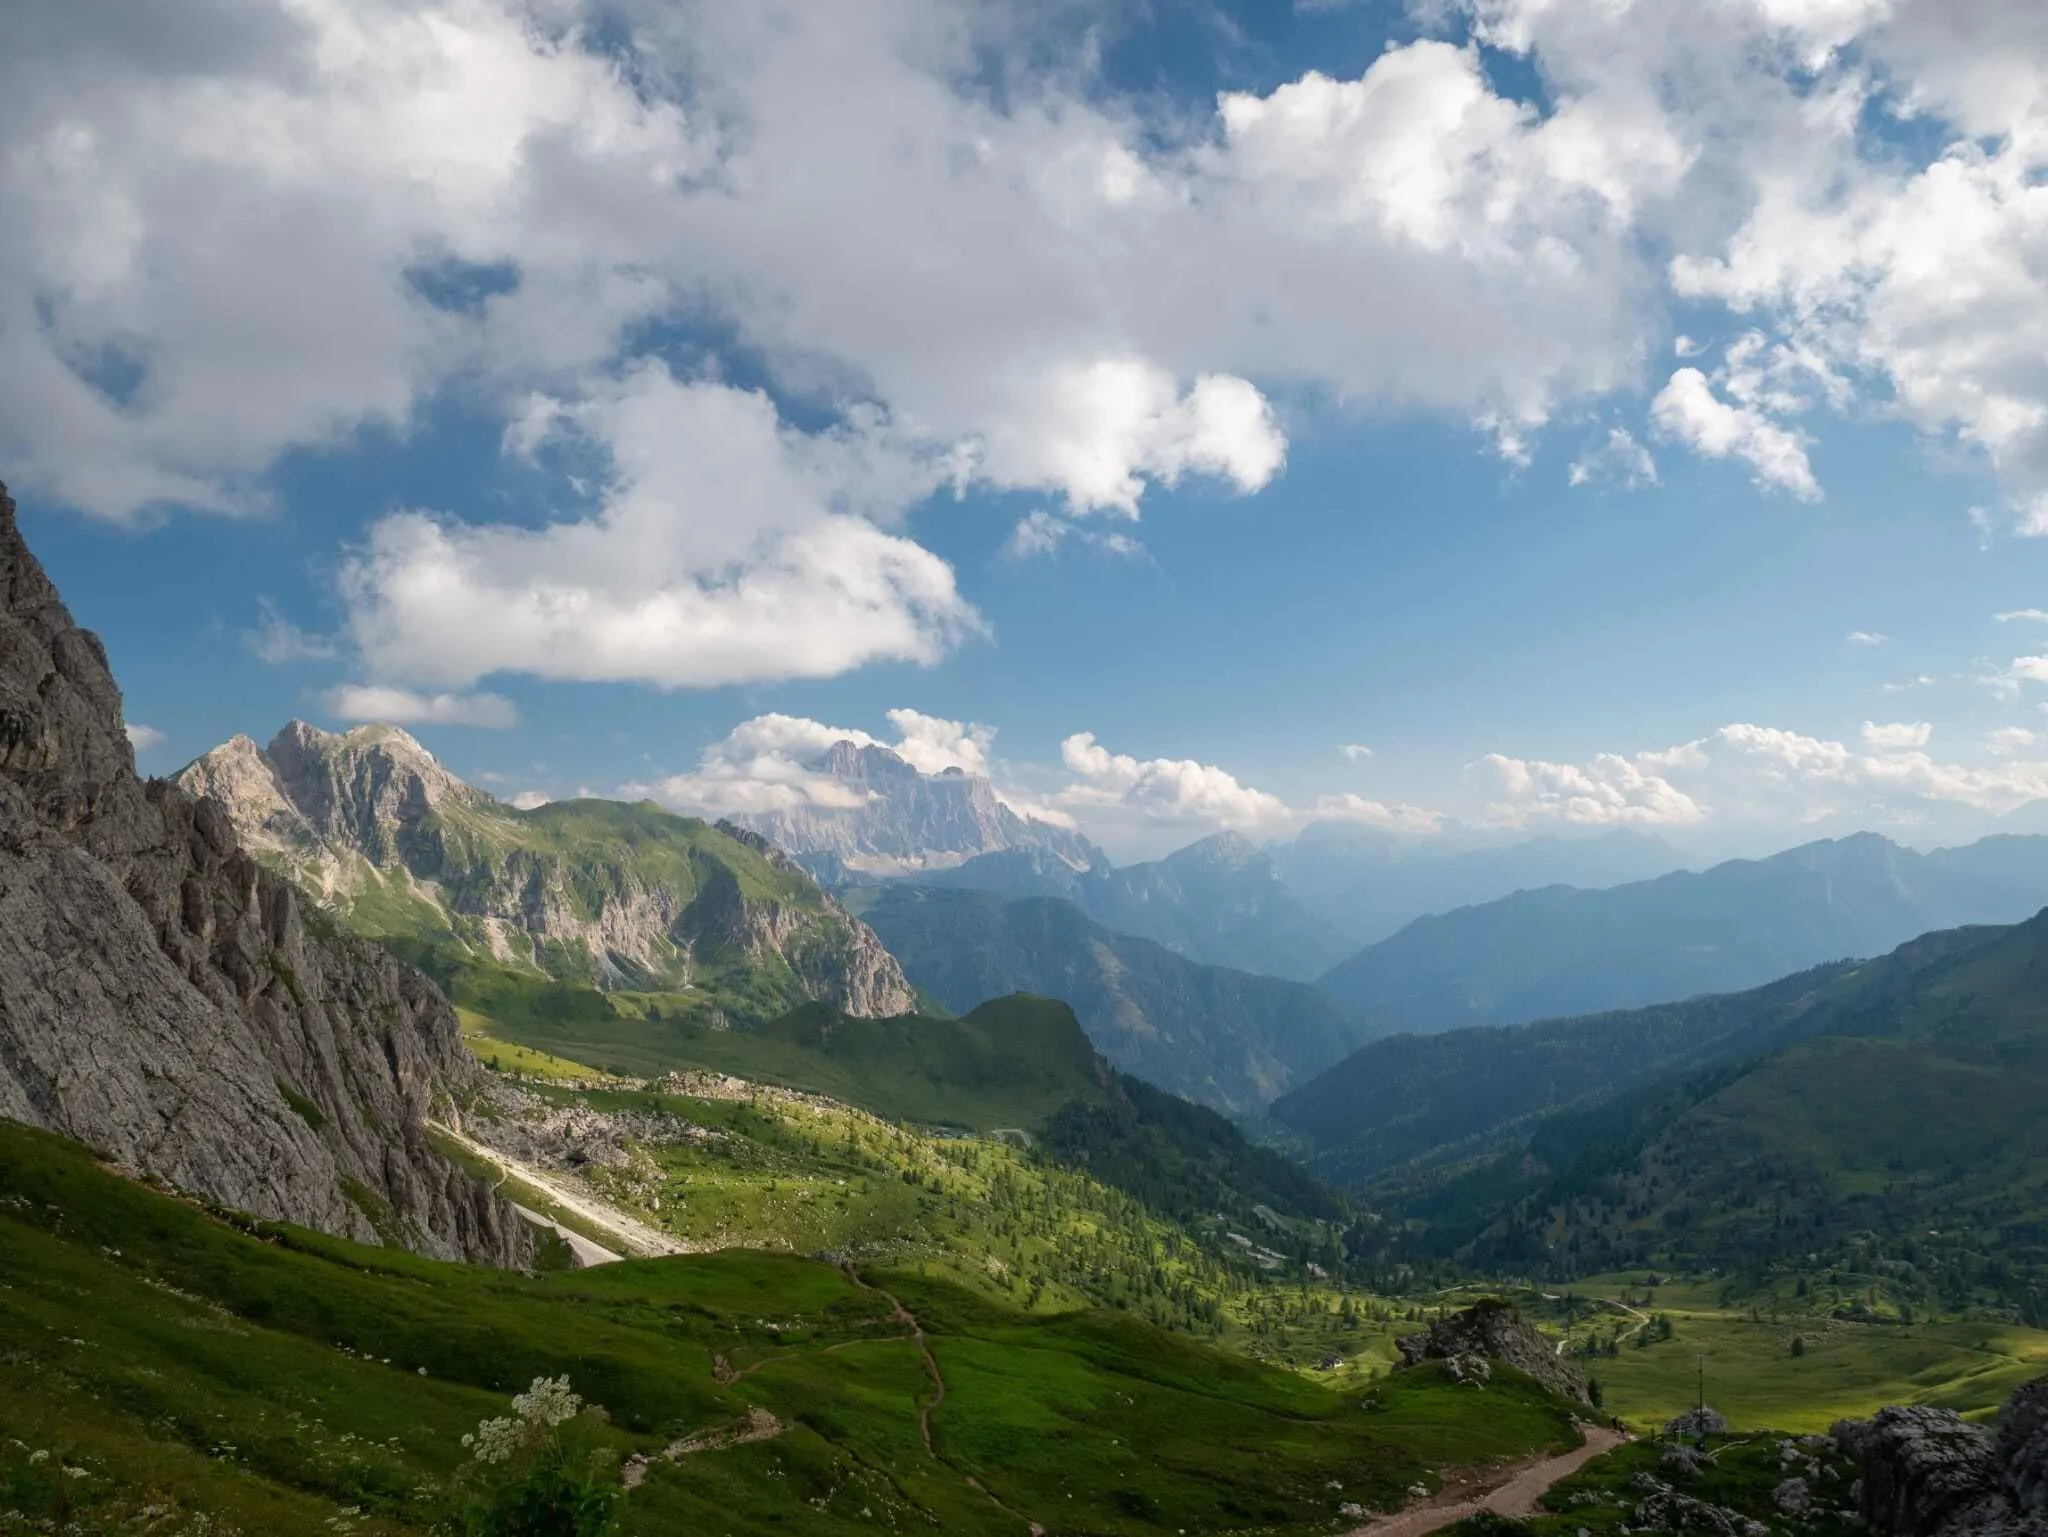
(10, 0), (2048, 860)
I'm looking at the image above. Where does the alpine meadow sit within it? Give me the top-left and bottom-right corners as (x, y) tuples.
(11, 4), (2048, 1536)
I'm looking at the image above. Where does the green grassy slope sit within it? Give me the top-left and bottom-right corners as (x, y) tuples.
(1361, 911), (2048, 1318)
(0, 1121), (1584, 1536)
(1273, 923), (1997, 1186)
(468, 991), (1110, 1131)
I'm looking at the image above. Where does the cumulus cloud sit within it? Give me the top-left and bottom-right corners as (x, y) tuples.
(1997, 609), (2048, 624)
(1846, 630), (1886, 647)
(325, 684), (517, 729)
(1862, 720), (1932, 750)
(1057, 732), (1293, 832)
(124, 722), (165, 752)
(246, 599), (337, 664)
(340, 365), (982, 689)
(1339, 743), (1374, 762)
(508, 789), (551, 810)
(1988, 726), (2044, 756)
(1651, 365), (1818, 500)
(1309, 792), (1446, 834)
(1475, 719), (2048, 830)
(2, 0), (1701, 551)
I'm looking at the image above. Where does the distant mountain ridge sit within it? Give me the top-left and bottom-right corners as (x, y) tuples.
(1275, 823), (1691, 946)
(921, 831), (1357, 982)
(738, 738), (1101, 877)
(1300, 910), (2048, 1307)
(849, 883), (1376, 1114)
(179, 723), (915, 1023)
(1316, 830), (2048, 1033)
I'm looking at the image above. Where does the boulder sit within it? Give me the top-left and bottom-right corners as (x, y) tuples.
(1395, 1299), (1591, 1405)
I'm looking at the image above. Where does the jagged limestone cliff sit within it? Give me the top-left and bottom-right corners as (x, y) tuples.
(0, 481), (528, 1264)
(179, 723), (915, 1020)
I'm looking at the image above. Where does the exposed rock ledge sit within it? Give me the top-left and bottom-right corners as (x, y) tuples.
(0, 479), (528, 1265)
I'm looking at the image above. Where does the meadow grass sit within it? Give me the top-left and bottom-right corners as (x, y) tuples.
(0, 1120), (1581, 1536)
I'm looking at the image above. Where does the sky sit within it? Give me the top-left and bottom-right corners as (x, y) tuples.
(10, 0), (2048, 861)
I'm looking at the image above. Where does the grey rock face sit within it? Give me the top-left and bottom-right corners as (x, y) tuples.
(179, 726), (915, 1019)
(1834, 1394), (2048, 1536)
(1395, 1299), (1592, 1405)
(0, 480), (527, 1265)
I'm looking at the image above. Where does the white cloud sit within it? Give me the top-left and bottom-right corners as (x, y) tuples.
(1861, 720), (1932, 750)
(1988, 726), (2043, 756)
(1339, 743), (1374, 762)
(1056, 732), (1293, 833)
(1997, 609), (2048, 624)
(325, 684), (517, 729)
(2010, 656), (2048, 686)
(340, 365), (981, 689)
(1568, 427), (1658, 490)
(508, 789), (551, 810)
(1475, 718), (2048, 830)
(124, 722), (165, 753)
(1310, 792), (1446, 834)
(1004, 509), (1145, 561)
(2, 0), (1698, 548)
(1845, 630), (1886, 647)
(1650, 364), (1819, 500)
(246, 599), (337, 664)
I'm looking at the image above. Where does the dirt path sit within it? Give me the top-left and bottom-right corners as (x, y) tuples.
(842, 1265), (1046, 1536)
(509, 1201), (622, 1267)
(1341, 1426), (1629, 1537)
(431, 1119), (689, 1261)
(843, 1265), (947, 1452)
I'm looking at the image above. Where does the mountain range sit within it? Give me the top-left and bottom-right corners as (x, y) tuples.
(1316, 829), (2048, 1033)
(918, 831), (1358, 981)
(736, 738), (1100, 877)
(848, 883), (1376, 1114)
(1285, 909), (2048, 1310)
(1274, 822), (1692, 945)
(178, 723), (915, 1024)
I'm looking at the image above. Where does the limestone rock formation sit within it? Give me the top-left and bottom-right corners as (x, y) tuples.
(0, 479), (528, 1265)
(178, 723), (916, 1019)
(1395, 1299), (1593, 1405)
(738, 739), (1100, 878)
(1835, 1380), (2048, 1536)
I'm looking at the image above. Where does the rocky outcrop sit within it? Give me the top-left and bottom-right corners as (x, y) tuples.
(0, 480), (528, 1265)
(1395, 1299), (1593, 1405)
(1835, 1377), (2048, 1536)
(740, 739), (1100, 878)
(178, 726), (916, 1019)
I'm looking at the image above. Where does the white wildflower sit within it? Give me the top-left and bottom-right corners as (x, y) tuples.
(465, 1416), (524, 1465)
(511, 1375), (583, 1428)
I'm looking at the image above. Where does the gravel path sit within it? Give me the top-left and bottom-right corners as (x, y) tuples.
(1342, 1426), (1629, 1537)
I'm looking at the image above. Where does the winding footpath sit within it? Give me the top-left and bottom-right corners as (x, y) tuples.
(1340, 1426), (1629, 1537)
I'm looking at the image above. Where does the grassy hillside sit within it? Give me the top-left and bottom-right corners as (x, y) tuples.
(851, 884), (1375, 1113)
(1272, 925), (1996, 1186)
(1350, 911), (2048, 1319)
(0, 1120), (1584, 1536)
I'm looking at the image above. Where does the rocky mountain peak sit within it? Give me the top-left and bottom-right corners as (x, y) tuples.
(742, 738), (1102, 877)
(1167, 831), (1266, 871)
(0, 479), (527, 1265)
